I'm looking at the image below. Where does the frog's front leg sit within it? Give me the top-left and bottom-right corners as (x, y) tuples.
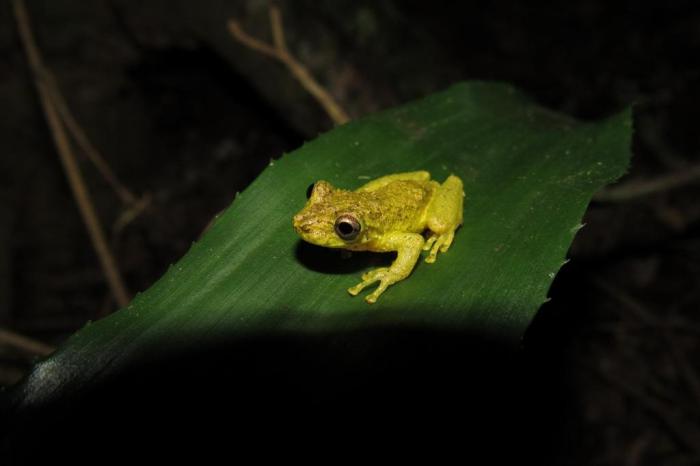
(347, 232), (424, 304)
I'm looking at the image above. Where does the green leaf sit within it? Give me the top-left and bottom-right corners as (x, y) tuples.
(13, 82), (631, 404)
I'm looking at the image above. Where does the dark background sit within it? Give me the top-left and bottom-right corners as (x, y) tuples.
(1, 0), (699, 464)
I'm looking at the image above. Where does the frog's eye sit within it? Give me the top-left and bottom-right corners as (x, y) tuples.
(334, 214), (361, 241)
(306, 183), (315, 199)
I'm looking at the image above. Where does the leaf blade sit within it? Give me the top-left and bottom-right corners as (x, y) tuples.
(14, 82), (631, 404)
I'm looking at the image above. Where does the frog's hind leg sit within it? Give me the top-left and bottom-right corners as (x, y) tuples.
(424, 174), (464, 263)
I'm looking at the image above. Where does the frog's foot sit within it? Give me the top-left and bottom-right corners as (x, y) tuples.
(424, 231), (455, 263)
(361, 267), (389, 282)
(347, 267), (392, 304)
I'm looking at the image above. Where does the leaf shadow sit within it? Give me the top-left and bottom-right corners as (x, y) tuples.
(293, 240), (395, 275)
(3, 323), (565, 462)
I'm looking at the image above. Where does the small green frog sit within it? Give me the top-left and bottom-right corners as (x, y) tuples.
(292, 171), (464, 303)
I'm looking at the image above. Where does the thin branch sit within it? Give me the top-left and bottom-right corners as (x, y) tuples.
(113, 192), (151, 235)
(13, 0), (131, 308)
(44, 72), (138, 205)
(594, 279), (657, 324)
(227, 20), (278, 58)
(13, 2), (137, 206)
(593, 362), (700, 455)
(227, 6), (350, 126)
(594, 163), (700, 202)
(0, 327), (55, 357)
(595, 278), (700, 412)
(269, 6), (288, 54)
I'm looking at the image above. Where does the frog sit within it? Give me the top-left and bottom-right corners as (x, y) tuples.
(292, 171), (464, 303)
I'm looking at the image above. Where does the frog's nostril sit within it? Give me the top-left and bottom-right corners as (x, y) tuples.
(292, 215), (308, 234)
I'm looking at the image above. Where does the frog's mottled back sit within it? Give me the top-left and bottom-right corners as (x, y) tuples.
(354, 180), (434, 235)
(292, 171), (464, 303)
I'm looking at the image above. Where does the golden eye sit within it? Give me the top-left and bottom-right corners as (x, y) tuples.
(334, 215), (361, 241)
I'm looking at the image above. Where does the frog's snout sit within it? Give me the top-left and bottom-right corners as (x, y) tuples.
(292, 214), (308, 235)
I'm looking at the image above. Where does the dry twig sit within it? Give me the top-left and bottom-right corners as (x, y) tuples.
(43, 67), (152, 234)
(43, 71), (138, 206)
(227, 6), (350, 126)
(595, 163), (700, 202)
(593, 362), (700, 455)
(113, 193), (152, 235)
(0, 327), (55, 357)
(595, 279), (700, 441)
(13, 0), (131, 308)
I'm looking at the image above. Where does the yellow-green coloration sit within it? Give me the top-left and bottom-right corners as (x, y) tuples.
(293, 171), (464, 303)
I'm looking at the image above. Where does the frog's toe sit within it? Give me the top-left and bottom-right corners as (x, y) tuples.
(348, 268), (388, 296)
(365, 275), (395, 303)
(423, 234), (437, 251)
(425, 239), (441, 263)
(365, 281), (390, 304)
(425, 230), (458, 262)
(425, 234), (447, 263)
(348, 280), (369, 296)
(439, 231), (455, 253)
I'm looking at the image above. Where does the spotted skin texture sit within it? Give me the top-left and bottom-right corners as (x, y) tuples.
(292, 171), (464, 303)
